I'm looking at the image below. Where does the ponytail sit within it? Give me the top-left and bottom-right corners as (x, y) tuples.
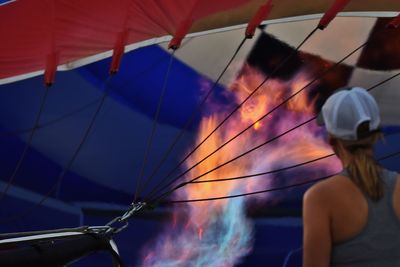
(331, 122), (383, 201)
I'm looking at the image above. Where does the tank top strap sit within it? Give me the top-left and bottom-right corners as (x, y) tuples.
(338, 168), (397, 206)
(382, 169), (398, 206)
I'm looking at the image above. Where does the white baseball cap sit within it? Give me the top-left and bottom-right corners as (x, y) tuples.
(317, 87), (381, 140)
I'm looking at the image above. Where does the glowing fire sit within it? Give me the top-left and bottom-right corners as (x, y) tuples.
(141, 65), (341, 266)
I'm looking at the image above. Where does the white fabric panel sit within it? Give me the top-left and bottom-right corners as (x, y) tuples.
(348, 68), (400, 125)
(159, 27), (260, 87)
(265, 17), (377, 66)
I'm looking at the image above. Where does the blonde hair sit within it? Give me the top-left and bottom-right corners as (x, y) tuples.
(330, 122), (383, 201)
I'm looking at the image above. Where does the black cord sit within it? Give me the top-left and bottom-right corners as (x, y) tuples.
(0, 75), (114, 223)
(148, 40), (368, 202)
(0, 86), (50, 202)
(185, 74), (400, 184)
(152, 116), (316, 202)
(134, 50), (175, 201)
(188, 128), (400, 184)
(53, 75), (113, 197)
(0, 97), (102, 137)
(367, 72), (400, 92)
(150, 57), (399, 204)
(146, 27), (319, 200)
(139, 37), (247, 198)
(0, 51), (169, 138)
(164, 175), (332, 204)
(191, 153), (335, 184)
(162, 150), (400, 204)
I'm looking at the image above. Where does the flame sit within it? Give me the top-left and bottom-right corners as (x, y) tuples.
(140, 66), (341, 266)
(198, 227), (203, 240)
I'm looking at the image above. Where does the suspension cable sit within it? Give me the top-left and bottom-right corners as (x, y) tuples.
(186, 73), (400, 185)
(138, 37), (247, 198)
(190, 128), (400, 184)
(0, 97), (101, 137)
(367, 72), (400, 92)
(192, 153), (335, 184)
(148, 40), (368, 201)
(0, 86), (50, 202)
(150, 71), (400, 203)
(152, 116), (316, 202)
(0, 75), (114, 223)
(146, 27), (319, 199)
(134, 50), (175, 201)
(0, 50), (169, 138)
(162, 150), (400, 204)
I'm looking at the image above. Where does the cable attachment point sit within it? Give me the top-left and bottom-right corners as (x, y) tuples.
(110, 30), (129, 74)
(105, 202), (147, 235)
(245, 0), (273, 39)
(44, 52), (59, 86)
(120, 202), (147, 222)
(168, 19), (193, 50)
(318, 0), (351, 30)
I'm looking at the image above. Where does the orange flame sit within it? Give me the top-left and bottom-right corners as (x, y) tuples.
(141, 65), (341, 267)
(184, 66), (336, 198)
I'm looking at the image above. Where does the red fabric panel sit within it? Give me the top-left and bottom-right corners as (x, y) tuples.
(0, 0), (249, 81)
(0, 1), (53, 77)
(318, 0), (351, 29)
(192, 0), (251, 20)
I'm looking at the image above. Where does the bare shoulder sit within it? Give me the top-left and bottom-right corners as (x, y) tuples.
(304, 175), (348, 203)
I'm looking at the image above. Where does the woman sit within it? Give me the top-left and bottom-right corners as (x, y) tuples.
(302, 87), (400, 267)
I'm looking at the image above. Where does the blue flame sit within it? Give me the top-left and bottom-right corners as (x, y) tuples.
(141, 194), (253, 267)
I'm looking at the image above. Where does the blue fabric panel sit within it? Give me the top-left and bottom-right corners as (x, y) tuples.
(80, 45), (229, 129)
(0, 195), (80, 233)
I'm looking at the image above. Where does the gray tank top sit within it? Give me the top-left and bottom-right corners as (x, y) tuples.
(331, 169), (400, 267)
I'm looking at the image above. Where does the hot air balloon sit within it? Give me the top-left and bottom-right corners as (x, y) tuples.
(0, 0), (399, 266)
